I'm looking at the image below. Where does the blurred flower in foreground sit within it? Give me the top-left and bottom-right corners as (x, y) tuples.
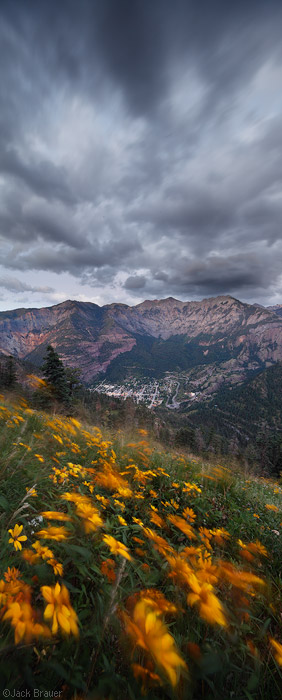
(41, 582), (79, 636)
(122, 598), (187, 687)
(3, 601), (50, 644)
(187, 574), (227, 626)
(103, 534), (132, 561)
(270, 638), (282, 666)
(37, 526), (69, 541)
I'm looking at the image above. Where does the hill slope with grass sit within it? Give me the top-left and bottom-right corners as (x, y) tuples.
(0, 395), (281, 700)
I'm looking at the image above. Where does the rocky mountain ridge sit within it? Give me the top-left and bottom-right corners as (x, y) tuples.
(1, 295), (282, 385)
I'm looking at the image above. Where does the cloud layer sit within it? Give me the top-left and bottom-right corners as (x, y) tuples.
(0, 0), (282, 310)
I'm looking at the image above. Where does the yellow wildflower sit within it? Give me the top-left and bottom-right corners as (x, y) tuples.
(47, 559), (64, 577)
(183, 507), (196, 523)
(8, 524), (27, 551)
(183, 482), (201, 494)
(187, 574), (227, 627)
(32, 541), (54, 559)
(114, 499), (126, 510)
(103, 534), (132, 561)
(41, 582), (79, 636)
(61, 491), (85, 504)
(139, 589), (178, 616)
(270, 638), (282, 666)
(75, 502), (103, 533)
(248, 540), (268, 557)
(36, 526), (69, 541)
(4, 567), (21, 583)
(168, 515), (197, 540)
(150, 512), (165, 528)
(196, 554), (219, 585)
(22, 549), (40, 565)
(3, 601), (50, 644)
(219, 562), (265, 592)
(0, 580), (7, 606)
(26, 487), (37, 496)
(40, 511), (71, 521)
(166, 554), (193, 587)
(211, 528), (230, 546)
(52, 434), (63, 444)
(95, 469), (132, 497)
(123, 599), (187, 687)
(143, 528), (174, 556)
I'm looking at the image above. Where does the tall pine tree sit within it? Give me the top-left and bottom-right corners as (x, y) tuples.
(0, 355), (17, 389)
(42, 345), (69, 405)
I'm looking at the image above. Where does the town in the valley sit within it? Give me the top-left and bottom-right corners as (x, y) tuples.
(90, 373), (198, 409)
(90, 359), (247, 409)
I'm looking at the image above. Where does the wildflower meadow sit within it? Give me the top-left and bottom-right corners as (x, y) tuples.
(0, 393), (281, 699)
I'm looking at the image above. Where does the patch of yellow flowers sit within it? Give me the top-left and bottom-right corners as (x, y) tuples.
(0, 400), (281, 697)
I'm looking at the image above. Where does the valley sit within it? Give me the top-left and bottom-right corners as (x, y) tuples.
(92, 354), (265, 411)
(92, 373), (187, 409)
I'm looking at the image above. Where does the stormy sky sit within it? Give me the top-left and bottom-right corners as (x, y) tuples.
(0, 0), (282, 311)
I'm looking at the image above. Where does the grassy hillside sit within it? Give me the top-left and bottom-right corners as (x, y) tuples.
(153, 362), (282, 476)
(205, 361), (282, 433)
(0, 395), (281, 699)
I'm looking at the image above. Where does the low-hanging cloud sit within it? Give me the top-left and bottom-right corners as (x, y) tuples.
(0, 276), (54, 294)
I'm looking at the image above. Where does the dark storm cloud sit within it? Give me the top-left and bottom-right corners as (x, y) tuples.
(1, 234), (142, 276)
(166, 253), (276, 294)
(130, 250), (282, 301)
(0, 0), (282, 307)
(3, 0), (275, 116)
(1, 0), (281, 121)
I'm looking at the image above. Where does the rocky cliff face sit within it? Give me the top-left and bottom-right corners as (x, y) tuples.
(1, 295), (282, 383)
(267, 304), (282, 319)
(111, 295), (278, 339)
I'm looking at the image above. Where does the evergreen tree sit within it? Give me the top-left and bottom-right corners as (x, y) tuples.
(0, 355), (17, 388)
(65, 367), (82, 398)
(42, 345), (69, 404)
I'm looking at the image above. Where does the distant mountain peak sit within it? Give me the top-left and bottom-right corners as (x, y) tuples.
(1, 294), (282, 384)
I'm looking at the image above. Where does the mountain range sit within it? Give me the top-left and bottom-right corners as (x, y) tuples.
(1, 295), (282, 390)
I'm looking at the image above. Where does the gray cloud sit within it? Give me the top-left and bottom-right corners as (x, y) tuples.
(0, 146), (75, 204)
(0, 1), (282, 309)
(124, 275), (147, 290)
(0, 276), (54, 294)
